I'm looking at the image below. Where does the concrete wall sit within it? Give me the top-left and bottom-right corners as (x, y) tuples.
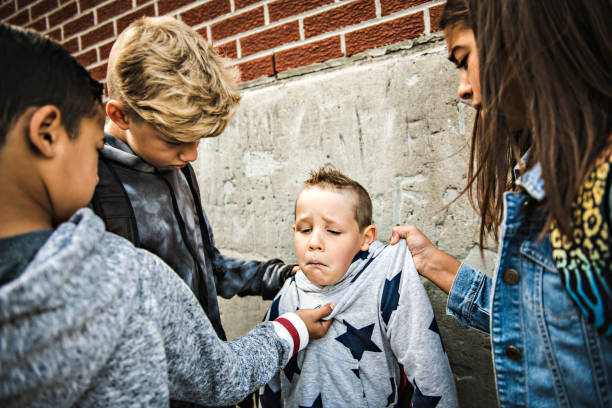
(194, 34), (499, 407)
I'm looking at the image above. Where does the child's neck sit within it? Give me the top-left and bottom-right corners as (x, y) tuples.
(104, 121), (128, 144)
(0, 174), (54, 238)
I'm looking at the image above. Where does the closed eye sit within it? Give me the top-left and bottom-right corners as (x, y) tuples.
(328, 230), (341, 235)
(457, 55), (468, 69)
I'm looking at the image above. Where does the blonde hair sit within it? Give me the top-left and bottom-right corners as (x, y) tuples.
(107, 16), (241, 142)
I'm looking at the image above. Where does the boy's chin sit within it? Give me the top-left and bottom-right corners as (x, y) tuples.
(302, 266), (344, 286)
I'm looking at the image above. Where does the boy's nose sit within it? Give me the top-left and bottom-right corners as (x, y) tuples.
(179, 141), (199, 162)
(308, 231), (324, 250)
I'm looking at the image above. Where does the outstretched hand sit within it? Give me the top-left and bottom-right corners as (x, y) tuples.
(294, 303), (335, 339)
(390, 225), (437, 274)
(389, 225), (460, 294)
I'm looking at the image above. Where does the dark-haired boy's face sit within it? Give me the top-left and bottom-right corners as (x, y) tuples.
(51, 108), (105, 223)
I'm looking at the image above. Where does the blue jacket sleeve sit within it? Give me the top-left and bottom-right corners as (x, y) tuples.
(211, 248), (295, 300)
(446, 263), (492, 334)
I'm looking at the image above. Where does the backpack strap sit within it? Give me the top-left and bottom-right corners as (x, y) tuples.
(181, 164), (214, 261)
(91, 157), (140, 246)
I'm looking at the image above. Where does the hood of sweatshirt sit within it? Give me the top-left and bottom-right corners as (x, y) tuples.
(0, 209), (138, 406)
(100, 133), (157, 173)
(293, 240), (388, 319)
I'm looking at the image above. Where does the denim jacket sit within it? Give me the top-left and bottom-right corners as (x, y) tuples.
(447, 163), (612, 407)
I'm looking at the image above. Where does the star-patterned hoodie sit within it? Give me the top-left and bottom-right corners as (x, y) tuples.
(261, 240), (458, 407)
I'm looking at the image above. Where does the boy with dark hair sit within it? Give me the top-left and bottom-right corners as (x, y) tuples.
(0, 23), (333, 407)
(261, 168), (458, 407)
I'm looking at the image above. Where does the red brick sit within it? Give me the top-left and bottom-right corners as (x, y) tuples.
(180, 0), (230, 26)
(63, 12), (93, 37)
(31, 0), (56, 19)
(380, 0), (428, 16)
(117, 4), (154, 31)
(345, 12), (424, 55)
(59, 0), (72, 4)
(47, 27), (61, 40)
(7, 8), (29, 25)
(62, 37), (79, 53)
(80, 21), (113, 48)
(98, 39), (114, 60)
(26, 16), (47, 31)
(76, 48), (97, 66)
(89, 62), (107, 81)
(234, 54), (274, 82)
(48, 1), (76, 27)
(268, 0), (333, 23)
(240, 21), (299, 57)
(79, 0), (105, 12)
(214, 40), (237, 59)
(0, 2), (15, 20)
(158, 0), (191, 15)
(275, 35), (341, 72)
(96, 0), (131, 24)
(196, 26), (208, 41)
(235, 0), (259, 9)
(211, 7), (264, 41)
(135, 0), (150, 5)
(429, 3), (444, 32)
(17, 0), (36, 10)
(304, 0), (375, 38)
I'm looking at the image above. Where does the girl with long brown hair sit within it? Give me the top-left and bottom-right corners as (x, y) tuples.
(392, 0), (612, 406)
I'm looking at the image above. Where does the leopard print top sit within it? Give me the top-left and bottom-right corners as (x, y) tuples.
(551, 145), (612, 336)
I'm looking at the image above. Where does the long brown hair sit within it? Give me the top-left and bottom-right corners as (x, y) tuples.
(444, 0), (612, 247)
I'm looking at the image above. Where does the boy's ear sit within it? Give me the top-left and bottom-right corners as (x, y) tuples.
(28, 105), (65, 158)
(360, 225), (377, 251)
(105, 100), (130, 130)
(292, 224), (297, 233)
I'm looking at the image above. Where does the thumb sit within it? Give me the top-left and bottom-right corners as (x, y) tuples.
(389, 231), (399, 245)
(314, 302), (335, 320)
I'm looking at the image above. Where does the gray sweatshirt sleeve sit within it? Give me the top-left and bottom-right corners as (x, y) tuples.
(139, 250), (293, 406)
(384, 244), (459, 407)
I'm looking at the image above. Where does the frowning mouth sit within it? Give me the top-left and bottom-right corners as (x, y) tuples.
(307, 261), (327, 267)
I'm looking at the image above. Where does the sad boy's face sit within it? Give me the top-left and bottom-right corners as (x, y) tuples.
(293, 187), (372, 286)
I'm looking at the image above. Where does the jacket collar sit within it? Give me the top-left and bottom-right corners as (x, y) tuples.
(514, 150), (546, 201)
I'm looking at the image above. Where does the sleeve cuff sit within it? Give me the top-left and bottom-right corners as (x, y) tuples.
(272, 312), (309, 357)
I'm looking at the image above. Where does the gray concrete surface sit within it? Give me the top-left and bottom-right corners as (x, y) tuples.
(194, 34), (499, 407)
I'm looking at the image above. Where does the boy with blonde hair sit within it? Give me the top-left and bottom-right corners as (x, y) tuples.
(261, 168), (458, 407)
(0, 23), (334, 407)
(93, 15), (295, 350)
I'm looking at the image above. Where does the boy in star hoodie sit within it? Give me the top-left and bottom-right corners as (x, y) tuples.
(260, 168), (458, 407)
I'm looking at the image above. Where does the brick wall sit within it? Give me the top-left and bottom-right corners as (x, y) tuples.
(1, 0), (445, 84)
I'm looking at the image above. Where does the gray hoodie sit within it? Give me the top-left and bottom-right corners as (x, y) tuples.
(0, 209), (304, 407)
(261, 240), (458, 407)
